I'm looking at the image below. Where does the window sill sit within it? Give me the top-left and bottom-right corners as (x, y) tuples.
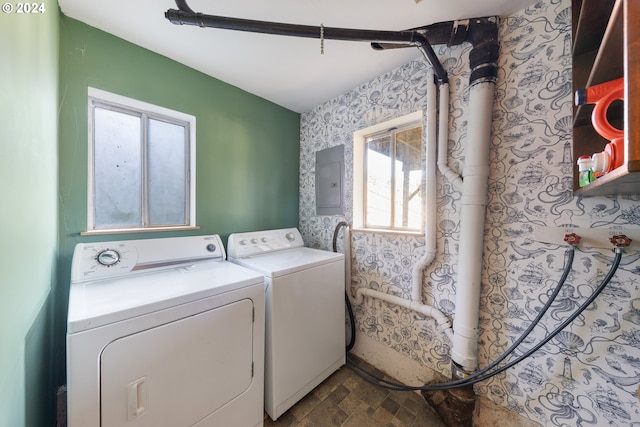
(351, 227), (424, 237)
(81, 225), (201, 236)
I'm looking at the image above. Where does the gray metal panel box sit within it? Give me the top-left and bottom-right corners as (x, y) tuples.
(315, 145), (344, 215)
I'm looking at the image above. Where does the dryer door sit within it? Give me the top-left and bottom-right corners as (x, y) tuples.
(100, 299), (254, 427)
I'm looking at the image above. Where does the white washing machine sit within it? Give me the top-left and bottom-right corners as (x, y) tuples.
(227, 228), (345, 420)
(66, 235), (265, 427)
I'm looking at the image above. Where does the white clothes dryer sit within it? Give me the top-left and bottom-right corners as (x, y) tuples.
(227, 228), (345, 420)
(66, 235), (265, 427)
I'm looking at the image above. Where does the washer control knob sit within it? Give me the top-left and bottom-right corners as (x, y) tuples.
(285, 232), (296, 242)
(96, 249), (121, 267)
(240, 240), (248, 246)
(251, 238), (258, 244)
(261, 237), (268, 243)
(206, 244), (217, 253)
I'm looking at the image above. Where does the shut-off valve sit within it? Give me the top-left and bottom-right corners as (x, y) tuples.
(563, 233), (581, 246)
(610, 234), (632, 252)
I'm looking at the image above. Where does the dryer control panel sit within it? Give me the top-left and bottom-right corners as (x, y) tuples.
(71, 235), (225, 283)
(227, 228), (304, 258)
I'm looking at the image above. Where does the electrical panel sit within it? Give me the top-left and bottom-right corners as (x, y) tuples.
(315, 145), (344, 216)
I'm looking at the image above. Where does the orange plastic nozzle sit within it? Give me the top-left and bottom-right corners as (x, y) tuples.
(575, 77), (624, 141)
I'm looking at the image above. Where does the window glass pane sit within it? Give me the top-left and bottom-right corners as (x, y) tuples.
(394, 126), (423, 229)
(147, 119), (187, 225)
(94, 108), (142, 227)
(366, 135), (392, 228)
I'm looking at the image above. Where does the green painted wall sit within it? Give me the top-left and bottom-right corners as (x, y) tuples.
(0, 1), (59, 426)
(56, 15), (300, 391)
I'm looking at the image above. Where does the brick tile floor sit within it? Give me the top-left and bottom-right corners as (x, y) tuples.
(264, 357), (446, 427)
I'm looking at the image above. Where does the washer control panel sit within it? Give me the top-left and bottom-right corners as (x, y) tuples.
(71, 235), (225, 283)
(227, 228), (303, 258)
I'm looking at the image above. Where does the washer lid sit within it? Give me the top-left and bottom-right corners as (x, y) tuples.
(67, 261), (263, 333)
(229, 247), (343, 277)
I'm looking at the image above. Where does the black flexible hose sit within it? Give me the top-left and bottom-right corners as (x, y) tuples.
(440, 247), (575, 383)
(175, 0), (195, 14)
(332, 222), (348, 252)
(348, 246), (576, 388)
(348, 248), (623, 391)
(332, 221), (356, 352)
(345, 293), (356, 352)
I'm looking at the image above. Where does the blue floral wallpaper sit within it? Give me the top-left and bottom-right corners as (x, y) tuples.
(299, 0), (640, 425)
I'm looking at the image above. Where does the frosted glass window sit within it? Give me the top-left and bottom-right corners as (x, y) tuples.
(364, 123), (423, 231)
(88, 88), (195, 232)
(148, 119), (187, 225)
(94, 108), (143, 228)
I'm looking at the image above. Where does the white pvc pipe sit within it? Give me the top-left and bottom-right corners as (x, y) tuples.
(450, 80), (495, 373)
(350, 62), (495, 375)
(352, 70), (453, 340)
(411, 70), (438, 303)
(437, 83), (463, 191)
(354, 287), (453, 339)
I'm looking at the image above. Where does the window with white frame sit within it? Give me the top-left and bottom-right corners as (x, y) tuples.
(86, 87), (196, 233)
(353, 112), (423, 232)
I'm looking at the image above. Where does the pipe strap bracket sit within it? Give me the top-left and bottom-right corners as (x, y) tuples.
(448, 20), (469, 47)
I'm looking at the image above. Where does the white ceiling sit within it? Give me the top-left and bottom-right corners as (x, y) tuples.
(58, 0), (538, 113)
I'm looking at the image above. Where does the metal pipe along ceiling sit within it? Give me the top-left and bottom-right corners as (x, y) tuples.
(164, 0), (448, 82)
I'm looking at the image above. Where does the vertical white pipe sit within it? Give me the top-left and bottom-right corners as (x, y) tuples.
(437, 83), (463, 191)
(411, 70), (438, 303)
(353, 69), (453, 340)
(451, 80), (495, 373)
